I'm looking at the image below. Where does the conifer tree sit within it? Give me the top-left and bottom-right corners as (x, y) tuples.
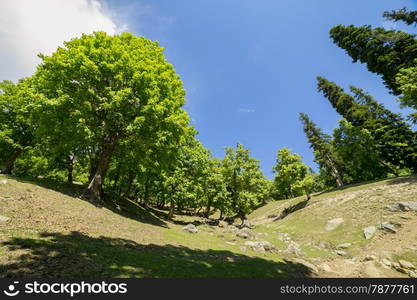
(383, 7), (417, 26)
(299, 113), (344, 187)
(317, 77), (417, 173)
(329, 24), (417, 95)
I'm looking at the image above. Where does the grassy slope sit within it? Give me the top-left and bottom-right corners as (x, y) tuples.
(249, 176), (417, 277)
(0, 175), (309, 278)
(0, 175), (416, 278)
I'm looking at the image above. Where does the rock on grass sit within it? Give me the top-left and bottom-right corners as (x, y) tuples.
(363, 226), (376, 239)
(183, 224), (198, 234)
(325, 218), (344, 231)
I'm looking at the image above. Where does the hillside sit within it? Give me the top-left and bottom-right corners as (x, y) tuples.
(0, 174), (416, 277)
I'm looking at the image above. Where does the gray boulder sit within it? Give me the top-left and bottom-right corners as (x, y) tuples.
(183, 224), (198, 234)
(398, 202), (417, 211)
(284, 241), (305, 256)
(336, 250), (347, 256)
(259, 240), (276, 252)
(399, 260), (415, 270)
(0, 216), (10, 222)
(363, 226), (376, 239)
(381, 258), (392, 267)
(236, 227), (254, 239)
(227, 225), (239, 232)
(325, 218), (344, 231)
(336, 243), (351, 249)
(385, 204), (400, 212)
(378, 222), (397, 233)
(363, 255), (377, 261)
(244, 240), (276, 252)
(218, 220), (228, 228)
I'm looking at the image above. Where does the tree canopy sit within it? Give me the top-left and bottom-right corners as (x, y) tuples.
(34, 32), (190, 201)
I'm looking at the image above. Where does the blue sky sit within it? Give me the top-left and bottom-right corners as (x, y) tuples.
(105, 0), (417, 178)
(3, 0), (416, 178)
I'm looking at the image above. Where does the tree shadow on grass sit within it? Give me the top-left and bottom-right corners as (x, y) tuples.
(10, 176), (168, 228)
(273, 199), (310, 221)
(385, 175), (417, 186)
(0, 231), (313, 278)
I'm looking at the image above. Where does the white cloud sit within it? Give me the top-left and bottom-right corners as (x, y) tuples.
(0, 0), (125, 81)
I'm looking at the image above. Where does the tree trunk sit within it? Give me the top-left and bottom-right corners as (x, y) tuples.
(237, 210), (246, 225)
(143, 179), (149, 208)
(123, 171), (134, 198)
(304, 188), (311, 201)
(324, 154), (344, 187)
(288, 185), (294, 198)
(89, 156), (98, 184)
(157, 200), (165, 209)
(88, 132), (119, 202)
(205, 198), (212, 218)
(112, 165), (120, 190)
(168, 200), (175, 220)
(67, 154), (74, 184)
(1, 149), (22, 175)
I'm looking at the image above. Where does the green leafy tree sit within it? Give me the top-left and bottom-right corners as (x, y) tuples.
(299, 113), (344, 187)
(272, 147), (314, 200)
(203, 158), (230, 218)
(317, 77), (417, 173)
(35, 32), (189, 201)
(160, 136), (210, 219)
(221, 143), (269, 223)
(332, 119), (389, 183)
(0, 79), (36, 174)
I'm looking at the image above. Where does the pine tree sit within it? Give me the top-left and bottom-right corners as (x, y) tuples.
(329, 24), (417, 95)
(317, 77), (417, 173)
(299, 113), (344, 187)
(383, 7), (417, 26)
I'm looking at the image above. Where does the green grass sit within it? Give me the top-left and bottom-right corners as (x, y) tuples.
(1, 174), (416, 277)
(0, 175), (311, 278)
(0, 231), (312, 278)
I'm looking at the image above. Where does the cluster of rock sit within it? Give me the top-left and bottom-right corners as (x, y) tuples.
(283, 241), (305, 256)
(392, 260), (417, 278)
(362, 254), (416, 278)
(182, 223), (198, 234)
(275, 232), (305, 256)
(378, 221), (400, 233)
(361, 202), (417, 239)
(242, 240), (276, 253)
(232, 224), (278, 253)
(331, 242), (352, 256)
(362, 220), (404, 239)
(385, 201), (417, 212)
(183, 220), (279, 253)
(235, 227), (255, 239)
